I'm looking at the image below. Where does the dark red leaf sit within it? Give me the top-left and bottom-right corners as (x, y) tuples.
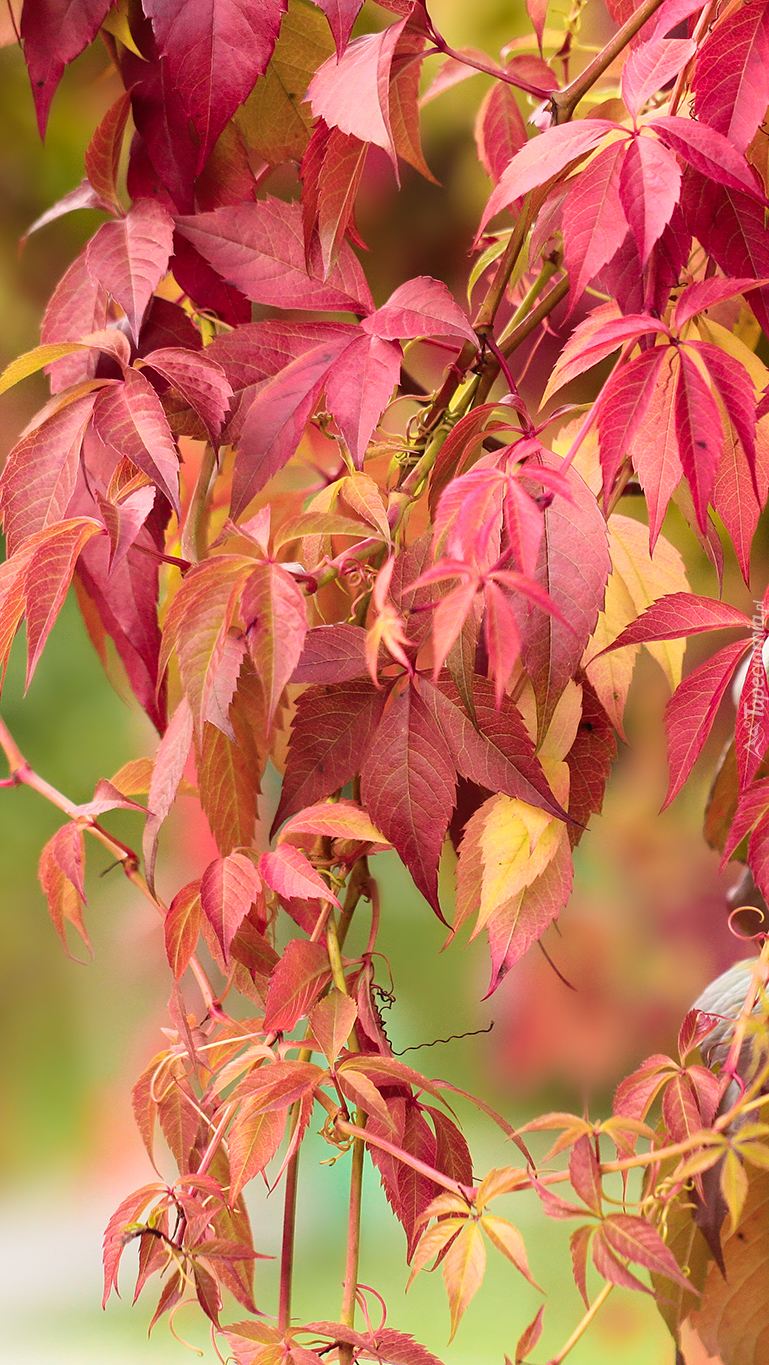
(22, 0), (112, 135)
(263, 940), (334, 1032)
(664, 638), (749, 807)
(273, 679), (385, 829)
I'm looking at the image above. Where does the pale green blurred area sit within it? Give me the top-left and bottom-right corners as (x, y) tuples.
(0, 2), (746, 1362)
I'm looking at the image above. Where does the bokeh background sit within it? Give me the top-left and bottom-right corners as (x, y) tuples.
(0, 2), (759, 1361)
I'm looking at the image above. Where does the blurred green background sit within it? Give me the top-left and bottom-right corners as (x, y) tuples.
(0, 3), (756, 1362)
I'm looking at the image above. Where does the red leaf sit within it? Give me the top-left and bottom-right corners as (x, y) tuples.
(675, 348), (724, 530)
(570, 1225), (592, 1308)
(514, 1304), (545, 1363)
(144, 0), (287, 170)
(85, 91), (131, 210)
(93, 370), (181, 514)
(325, 332), (402, 466)
(273, 679), (385, 828)
(164, 880), (202, 979)
(361, 682), (457, 915)
(230, 333), (353, 516)
(311, 988), (358, 1062)
(38, 822), (89, 955)
(141, 347), (232, 447)
(562, 140), (628, 307)
(594, 591), (750, 654)
(160, 555), (253, 732)
(692, 0), (769, 153)
(22, 0), (112, 135)
(176, 197), (373, 313)
(260, 843), (340, 907)
(618, 134), (680, 265)
(425, 678), (566, 820)
(301, 121), (368, 276)
(196, 719), (259, 857)
(596, 346), (668, 500)
(681, 174), (769, 334)
(229, 1106), (286, 1201)
(663, 638), (749, 807)
(103, 1184), (162, 1305)
(565, 679), (617, 842)
(591, 1225), (651, 1294)
(86, 199), (174, 343)
(474, 81), (527, 184)
(602, 1212), (692, 1288)
(263, 939), (334, 1032)
(569, 1135), (602, 1215)
(143, 696), (194, 893)
(693, 340), (757, 479)
(24, 517), (103, 684)
(543, 306), (665, 401)
(315, 0), (363, 54)
(40, 247), (109, 392)
(291, 624), (367, 684)
(243, 562), (308, 730)
(0, 390), (98, 556)
(513, 454), (610, 733)
(652, 114), (764, 199)
(628, 346), (683, 545)
(478, 120), (616, 235)
(200, 852), (263, 962)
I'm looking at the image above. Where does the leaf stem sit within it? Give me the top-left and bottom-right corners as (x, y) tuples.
(278, 1138), (301, 1331)
(547, 1283), (613, 1364)
(551, 0), (668, 124)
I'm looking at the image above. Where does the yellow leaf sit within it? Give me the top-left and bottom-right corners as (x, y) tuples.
(720, 1148), (749, 1233)
(584, 515), (688, 731)
(480, 1214), (541, 1289)
(407, 1217), (467, 1287)
(475, 1167), (528, 1209)
(442, 1220), (486, 1340)
(473, 793), (561, 937)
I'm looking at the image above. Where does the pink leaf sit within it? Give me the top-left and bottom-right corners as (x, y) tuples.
(365, 276), (478, 346)
(673, 277), (767, 330)
(474, 81), (527, 184)
(692, 0), (769, 153)
(713, 422), (769, 585)
(142, 696), (194, 894)
(93, 370), (181, 515)
(24, 517), (102, 684)
(562, 140), (628, 307)
(307, 15), (412, 168)
(621, 36), (696, 119)
(602, 1213), (691, 1288)
(141, 347), (232, 447)
(675, 348), (723, 530)
(143, 0), (287, 170)
(41, 247), (109, 392)
(86, 199), (174, 342)
(721, 776), (769, 865)
(242, 562), (308, 730)
(260, 843), (340, 906)
(543, 307), (665, 402)
(176, 197), (373, 314)
(664, 638), (749, 807)
(597, 346), (669, 500)
(681, 174), (769, 335)
(618, 134), (680, 265)
(477, 120), (616, 235)
(0, 390), (97, 556)
(627, 347), (683, 546)
(200, 852), (263, 962)
(263, 939), (334, 1031)
(593, 591), (750, 654)
(325, 333), (402, 465)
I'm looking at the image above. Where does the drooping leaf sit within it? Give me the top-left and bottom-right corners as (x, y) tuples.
(93, 370), (181, 514)
(477, 120), (616, 236)
(260, 843), (340, 906)
(274, 678), (385, 828)
(200, 852), (263, 962)
(143, 0), (288, 171)
(361, 682), (457, 916)
(86, 199), (174, 342)
(164, 879), (202, 979)
(664, 639), (750, 807)
(21, 0), (113, 135)
(242, 562), (307, 730)
(692, 0), (769, 154)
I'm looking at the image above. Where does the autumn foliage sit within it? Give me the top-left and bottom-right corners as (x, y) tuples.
(4, 0), (769, 1360)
